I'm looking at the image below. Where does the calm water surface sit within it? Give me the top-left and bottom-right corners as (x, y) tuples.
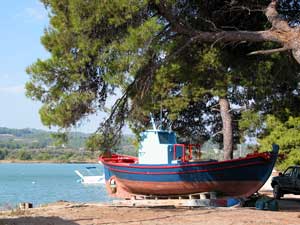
(0, 163), (110, 208)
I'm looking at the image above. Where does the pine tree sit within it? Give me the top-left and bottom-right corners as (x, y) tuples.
(27, 0), (300, 158)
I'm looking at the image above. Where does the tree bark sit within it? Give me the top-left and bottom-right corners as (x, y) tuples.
(219, 98), (233, 160)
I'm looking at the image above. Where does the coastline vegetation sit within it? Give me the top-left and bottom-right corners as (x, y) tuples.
(0, 127), (136, 163)
(1, 124), (298, 170)
(0, 148), (98, 163)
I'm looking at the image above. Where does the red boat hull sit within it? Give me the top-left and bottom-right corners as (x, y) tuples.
(106, 176), (263, 199)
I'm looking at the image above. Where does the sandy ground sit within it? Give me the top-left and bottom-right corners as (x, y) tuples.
(0, 193), (300, 225)
(1, 171), (299, 225)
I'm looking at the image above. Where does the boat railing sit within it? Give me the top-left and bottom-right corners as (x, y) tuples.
(173, 144), (201, 162)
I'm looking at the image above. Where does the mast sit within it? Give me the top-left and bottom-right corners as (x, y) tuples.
(150, 113), (157, 131)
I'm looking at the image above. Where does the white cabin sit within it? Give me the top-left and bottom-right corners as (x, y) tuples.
(138, 130), (178, 164)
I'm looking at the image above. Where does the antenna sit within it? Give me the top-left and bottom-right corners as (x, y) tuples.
(149, 113), (157, 130)
(159, 105), (163, 129)
(168, 121), (173, 132)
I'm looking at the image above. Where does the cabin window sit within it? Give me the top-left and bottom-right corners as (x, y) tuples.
(158, 132), (175, 144)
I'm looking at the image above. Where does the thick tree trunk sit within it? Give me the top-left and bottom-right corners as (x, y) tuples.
(219, 98), (233, 160)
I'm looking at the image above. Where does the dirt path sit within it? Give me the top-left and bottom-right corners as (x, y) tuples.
(0, 196), (300, 225)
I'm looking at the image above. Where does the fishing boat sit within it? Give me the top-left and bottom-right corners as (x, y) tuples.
(99, 122), (279, 199)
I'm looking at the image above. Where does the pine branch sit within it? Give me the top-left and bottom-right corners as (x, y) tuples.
(248, 47), (289, 56)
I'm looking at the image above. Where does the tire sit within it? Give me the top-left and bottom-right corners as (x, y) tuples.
(273, 184), (282, 199)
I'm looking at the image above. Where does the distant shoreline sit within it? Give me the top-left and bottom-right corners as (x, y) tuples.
(0, 159), (98, 164)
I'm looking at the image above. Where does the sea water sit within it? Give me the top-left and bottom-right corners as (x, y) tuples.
(0, 163), (111, 208)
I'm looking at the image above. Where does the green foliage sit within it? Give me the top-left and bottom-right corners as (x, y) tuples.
(113, 135), (138, 156)
(27, 1), (300, 153)
(259, 115), (300, 170)
(0, 127), (135, 161)
(50, 132), (69, 146)
(278, 150), (300, 171)
(85, 134), (104, 152)
(26, 0), (153, 130)
(35, 152), (52, 161)
(239, 110), (263, 140)
(0, 127), (89, 150)
(85, 133), (138, 155)
(259, 116), (300, 151)
(17, 150), (32, 160)
(56, 152), (74, 162)
(0, 149), (8, 160)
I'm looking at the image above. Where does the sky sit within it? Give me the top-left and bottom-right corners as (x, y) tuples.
(0, 0), (103, 133)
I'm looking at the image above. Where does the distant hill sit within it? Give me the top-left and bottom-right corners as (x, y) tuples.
(0, 127), (88, 150)
(0, 127), (136, 153)
(0, 127), (137, 162)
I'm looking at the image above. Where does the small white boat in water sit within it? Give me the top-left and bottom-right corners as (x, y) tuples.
(75, 166), (105, 184)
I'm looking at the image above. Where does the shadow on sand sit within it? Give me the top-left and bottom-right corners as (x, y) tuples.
(0, 216), (79, 225)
